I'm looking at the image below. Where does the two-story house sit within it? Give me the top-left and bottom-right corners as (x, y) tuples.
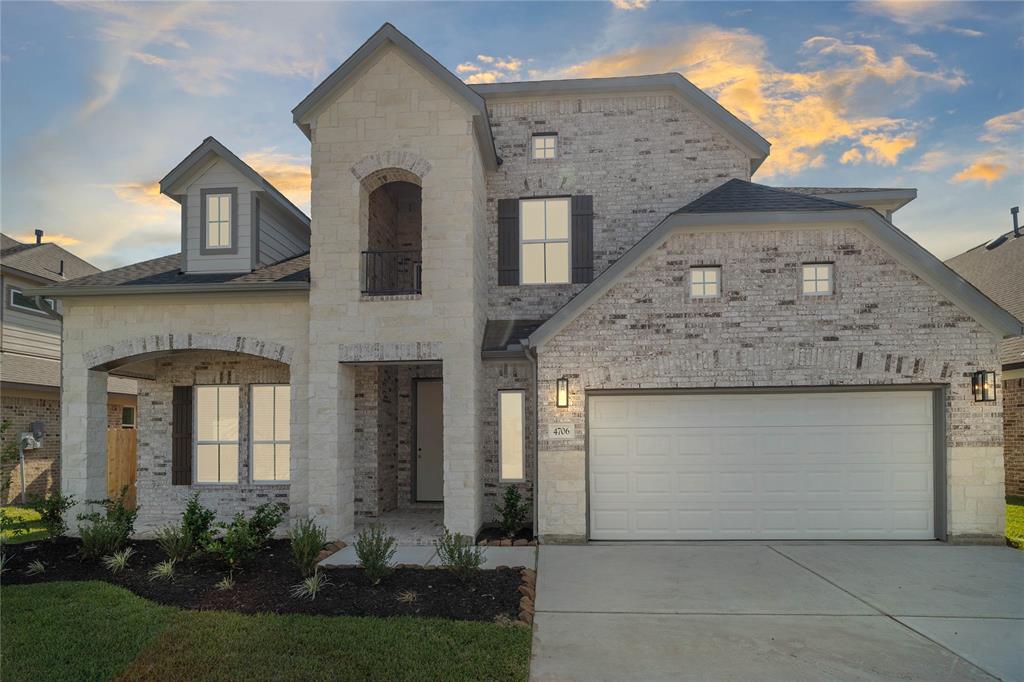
(32, 24), (1021, 543)
(1, 231), (137, 504)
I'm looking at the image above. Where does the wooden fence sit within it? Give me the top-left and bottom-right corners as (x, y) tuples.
(106, 428), (137, 509)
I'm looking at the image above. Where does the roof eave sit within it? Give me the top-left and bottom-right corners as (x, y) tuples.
(22, 281), (311, 298)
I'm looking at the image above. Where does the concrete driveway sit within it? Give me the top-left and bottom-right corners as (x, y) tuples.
(530, 544), (1023, 681)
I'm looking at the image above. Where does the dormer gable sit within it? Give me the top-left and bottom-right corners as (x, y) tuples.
(159, 137), (310, 274)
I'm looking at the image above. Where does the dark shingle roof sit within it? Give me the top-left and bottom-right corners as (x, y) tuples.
(482, 319), (547, 352)
(1, 234), (21, 251)
(48, 252), (310, 289)
(673, 179), (860, 215)
(946, 232), (1024, 366)
(1, 235), (101, 282)
(778, 186), (911, 196)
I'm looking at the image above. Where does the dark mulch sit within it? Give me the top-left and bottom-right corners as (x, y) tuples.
(1, 538), (523, 622)
(476, 524), (535, 544)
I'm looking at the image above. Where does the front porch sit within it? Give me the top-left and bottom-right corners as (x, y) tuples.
(348, 505), (444, 546)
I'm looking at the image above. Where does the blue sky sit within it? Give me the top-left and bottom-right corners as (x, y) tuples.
(2, 1), (1021, 268)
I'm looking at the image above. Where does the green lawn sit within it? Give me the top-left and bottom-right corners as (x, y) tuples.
(1, 581), (532, 682)
(1007, 496), (1024, 550)
(1, 506), (48, 544)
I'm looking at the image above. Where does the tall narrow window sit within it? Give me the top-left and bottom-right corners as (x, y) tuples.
(498, 390), (525, 481)
(251, 385), (290, 483)
(690, 266), (721, 299)
(206, 193), (232, 248)
(802, 263), (833, 296)
(520, 197), (570, 284)
(532, 134), (557, 159)
(195, 385), (239, 484)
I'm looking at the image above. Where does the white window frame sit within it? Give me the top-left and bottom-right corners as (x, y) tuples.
(120, 406), (136, 429)
(193, 385), (239, 485)
(249, 384), (291, 484)
(689, 266), (721, 299)
(519, 197), (571, 285)
(498, 389), (526, 482)
(9, 286), (55, 315)
(802, 262), (834, 296)
(532, 134), (557, 160)
(205, 192), (233, 249)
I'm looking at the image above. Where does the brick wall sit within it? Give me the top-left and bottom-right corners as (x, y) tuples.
(1, 393), (60, 504)
(481, 359), (535, 523)
(1005, 376), (1024, 496)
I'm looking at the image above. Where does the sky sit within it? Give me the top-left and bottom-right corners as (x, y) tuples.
(1, 0), (1022, 269)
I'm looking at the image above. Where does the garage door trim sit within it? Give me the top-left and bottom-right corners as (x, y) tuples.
(584, 385), (947, 541)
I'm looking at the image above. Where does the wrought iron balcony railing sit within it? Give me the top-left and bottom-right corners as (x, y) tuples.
(361, 249), (422, 295)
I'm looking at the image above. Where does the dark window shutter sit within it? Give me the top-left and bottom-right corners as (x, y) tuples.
(171, 386), (193, 485)
(497, 198), (519, 286)
(571, 195), (594, 283)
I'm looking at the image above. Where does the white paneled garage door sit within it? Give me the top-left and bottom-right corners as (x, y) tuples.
(588, 391), (936, 540)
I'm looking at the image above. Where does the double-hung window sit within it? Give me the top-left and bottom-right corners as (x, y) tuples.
(802, 263), (833, 296)
(690, 266), (721, 299)
(251, 385), (290, 483)
(498, 390), (525, 481)
(520, 197), (570, 284)
(195, 385), (239, 484)
(205, 192), (232, 249)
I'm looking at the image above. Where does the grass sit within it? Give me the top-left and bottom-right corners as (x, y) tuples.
(1, 505), (48, 544)
(1007, 496), (1024, 550)
(1, 581), (533, 682)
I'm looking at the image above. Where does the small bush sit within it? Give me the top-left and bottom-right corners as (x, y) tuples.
(215, 574), (235, 591)
(354, 525), (396, 585)
(24, 559), (45, 576)
(495, 486), (529, 539)
(28, 492), (75, 539)
(290, 569), (330, 601)
(435, 528), (484, 581)
(155, 523), (192, 562)
(182, 492), (216, 551)
(290, 517), (327, 577)
(148, 559), (176, 582)
(395, 589), (418, 604)
(249, 502), (287, 543)
(205, 514), (258, 571)
(101, 547), (135, 574)
(77, 488), (137, 559)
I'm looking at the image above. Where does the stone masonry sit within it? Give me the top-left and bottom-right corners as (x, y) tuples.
(1005, 374), (1024, 496)
(536, 225), (1005, 541)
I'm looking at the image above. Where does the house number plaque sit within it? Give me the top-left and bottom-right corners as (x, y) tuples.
(548, 424), (575, 440)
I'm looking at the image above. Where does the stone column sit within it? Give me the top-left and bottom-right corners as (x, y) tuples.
(442, 344), (482, 536)
(307, 354), (355, 539)
(61, 367), (108, 533)
(286, 350), (310, 525)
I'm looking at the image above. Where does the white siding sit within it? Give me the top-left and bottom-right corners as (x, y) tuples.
(1, 274), (61, 359)
(258, 199), (308, 266)
(184, 158), (258, 273)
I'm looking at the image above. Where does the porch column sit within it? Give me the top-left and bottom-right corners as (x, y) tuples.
(62, 367), (108, 533)
(286, 349), (310, 524)
(442, 345), (483, 535)
(307, 356), (355, 539)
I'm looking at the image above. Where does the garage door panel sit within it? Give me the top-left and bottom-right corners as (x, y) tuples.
(588, 391), (935, 540)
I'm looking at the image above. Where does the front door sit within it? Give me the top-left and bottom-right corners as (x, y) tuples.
(415, 380), (443, 501)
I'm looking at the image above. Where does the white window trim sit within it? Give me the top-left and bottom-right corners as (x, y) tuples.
(532, 134), (557, 160)
(801, 262), (834, 296)
(205, 192), (233, 249)
(689, 266), (722, 300)
(249, 383), (291, 485)
(498, 389), (527, 483)
(120, 406), (136, 429)
(9, 286), (55, 315)
(519, 196), (571, 286)
(193, 384), (240, 485)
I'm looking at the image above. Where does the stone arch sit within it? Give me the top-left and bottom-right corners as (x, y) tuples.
(84, 332), (295, 371)
(351, 151), (431, 190)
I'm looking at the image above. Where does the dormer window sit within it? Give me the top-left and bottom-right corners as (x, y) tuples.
(532, 134), (557, 160)
(200, 188), (237, 253)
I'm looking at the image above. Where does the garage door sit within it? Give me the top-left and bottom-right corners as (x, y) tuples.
(588, 391), (935, 540)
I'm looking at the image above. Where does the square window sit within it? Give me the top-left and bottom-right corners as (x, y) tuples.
(690, 267), (721, 298)
(802, 263), (833, 295)
(532, 134), (557, 160)
(520, 197), (570, 284)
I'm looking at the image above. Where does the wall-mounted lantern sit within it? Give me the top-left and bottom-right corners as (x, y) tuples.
(556, 377), (569, 408)
(972, 370), (996, 402)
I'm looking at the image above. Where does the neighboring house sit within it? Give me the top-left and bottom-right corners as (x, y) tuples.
(947, 218), (1024, 496)
(1, 231), (137, 504)
(31, 24), (1021, 543)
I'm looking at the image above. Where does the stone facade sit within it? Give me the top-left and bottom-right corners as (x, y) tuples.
(535, 225), (1005, 541)
(1005, 373), (1024, 496)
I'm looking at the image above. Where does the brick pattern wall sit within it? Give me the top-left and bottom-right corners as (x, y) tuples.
(1005, 376), (1024, 496)
(484, 92), (751, 320)
(480, 359), (535, 523)
(1, 394), (60, 504)
(135, 351), (290, 532)
(536, 226), (1004, 540)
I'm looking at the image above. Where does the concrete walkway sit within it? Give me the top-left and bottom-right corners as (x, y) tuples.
(530, 544), (1023, 681)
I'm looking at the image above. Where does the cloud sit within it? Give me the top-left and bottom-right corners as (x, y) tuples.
(536, 27), (962, 176)
(855, 1), (985, 37)
(980, 108), (1024, 143)
(951, 160), (1009, 185)
(459, 54), (527, 84)
(909, 149), (956, 172)
(242, 150), (312, 209)
(9, 232), (83, 247)
(610, 0), (651, 10)
(103, 181), (176, 208)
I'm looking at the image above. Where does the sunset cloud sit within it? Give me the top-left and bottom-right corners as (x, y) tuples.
(10, 232), (83, 247)
(242, 150), (312, 209)
(951, 160), (1009, 185)
(610, 0), (651, 10)
(855, 1), (985, 37)
(459, 53), (527, 84)
(909, 149), (956, 172)
(979, 108), (1024, 143)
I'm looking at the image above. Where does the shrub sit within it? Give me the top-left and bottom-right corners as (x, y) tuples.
(495, 486), (529, 539)
(77, 488), (137, 559)
(155, 523), (192, 562)
(435, 528), (484, 581)
(215, 574), (235, 591)
(250, 502), (287, 543)
(354, 525), (396, 585)
(395, 589), (418, 604)
(182, 492), (216, 551)
(289, 517), (327, 577)
(101, 547), (135, 573)
(290, 569), (331, 600)
(148, 559), (175, 581)
(28, 492), (76, 539)
(205, 514), (259, 571)
(24, 559), (45, 576)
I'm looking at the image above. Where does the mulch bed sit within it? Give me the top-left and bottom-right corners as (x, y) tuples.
(2, 538), (526, 622)
(476, 525), (537, 546)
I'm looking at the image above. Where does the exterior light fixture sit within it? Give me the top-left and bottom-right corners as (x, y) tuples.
(556, 377), (569, 408)
(971, 370), (996, 402)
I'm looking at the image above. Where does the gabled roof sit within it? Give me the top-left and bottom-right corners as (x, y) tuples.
(159, 137), (310, 229)
(471, 74), (771, 175)
(292, 23), (498, 170)
(780, 187), (917, 213)
(527, 181), (1022, 347)
(946, 230), (1024, 366)
(0, 233), (101, 283)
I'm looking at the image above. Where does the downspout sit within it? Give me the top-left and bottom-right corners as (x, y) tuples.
(522, 342), (540, 541)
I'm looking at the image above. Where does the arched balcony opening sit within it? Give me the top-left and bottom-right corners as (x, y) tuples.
(364, 178), (423, 295)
